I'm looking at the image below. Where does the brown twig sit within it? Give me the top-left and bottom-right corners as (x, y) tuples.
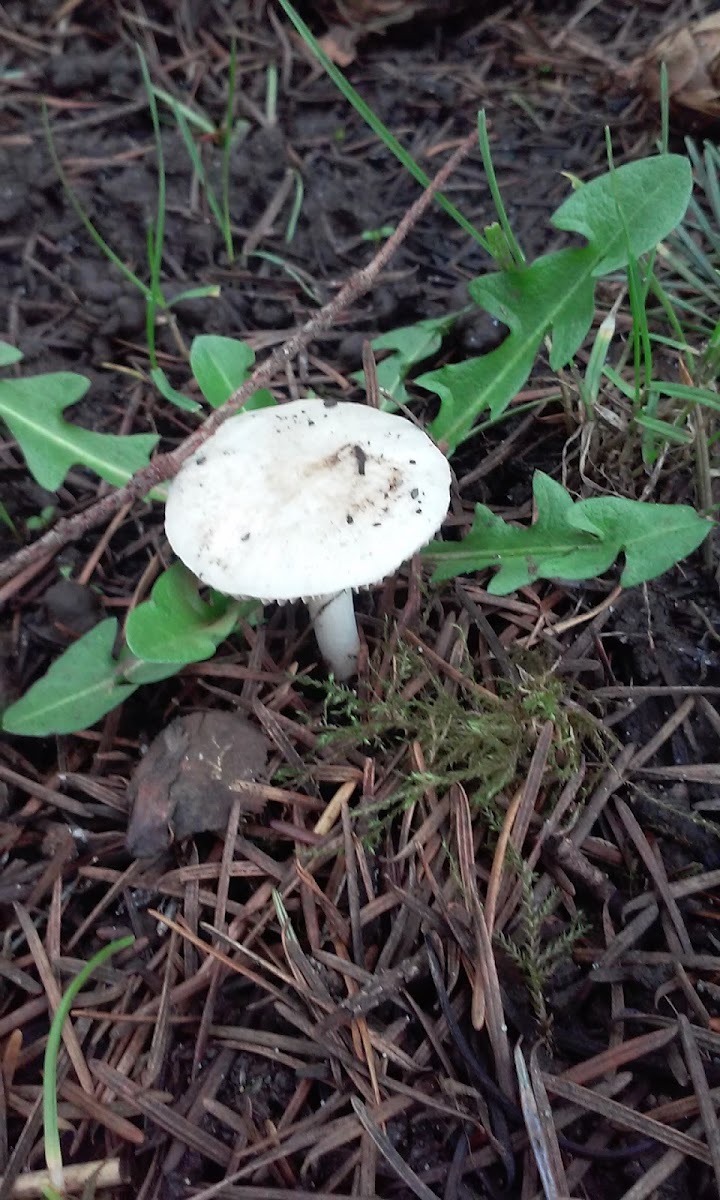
(9, 1159), (123, 1198)
(0, 128), (478, 592)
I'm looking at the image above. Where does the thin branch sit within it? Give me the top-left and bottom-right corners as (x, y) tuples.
(0, 129), (478, 591)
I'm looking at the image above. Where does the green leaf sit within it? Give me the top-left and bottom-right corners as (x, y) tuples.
(552, 155), (693, 275)
(425, 471), (711, 595)
(0, 373), (159, 490)
(633, 413), (693, 445)
(0, 341), (23, 366)
(649, 380), (720, 410)
(1, 619), (178, 736)
(150, 366), (201, 413)
(167, 284), (221, 306)
(484, 221), (517, 271)
(418, 155), (693, 452)
(352, 314), (458, 410)
(573, 494), (712, 587)
(26, 505), (56, 532)
(421, 248), (595, 444)
(125, 562), (250, 663)
(121, 656), (181, 686)
(190, 335), (276, 411)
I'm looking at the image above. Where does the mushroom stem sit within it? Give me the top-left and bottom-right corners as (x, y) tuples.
(307, 591), (360, 681)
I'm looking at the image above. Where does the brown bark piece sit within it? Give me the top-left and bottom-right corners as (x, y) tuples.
(126, 711), (271, 857)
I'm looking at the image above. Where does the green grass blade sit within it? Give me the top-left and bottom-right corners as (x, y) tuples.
(137, 46), (168, 363)
(265, 62), (278, 125)
(657, 244), (720, 305)
(650, 379), (720, 409)
(703, 141), (720, 225)
(42, 103), (151, 300)
(647, 274), (690, 348)
(0, 500), (17, 535)
(151, 84), (216, 134)
(659, 62), (669, 155)
(276, 0), (489, 250)
(285, 171), (304, 243)
(174, 106), (228, 245)
(580, 305), (616, 412)
(248, 250), (322, 303)
(220, 39), (239, 262)
(166, 284), (221, 307)
(477, 110), (524, 266)
(43, 936), (134, 1193)
(634, 412), (693, 444)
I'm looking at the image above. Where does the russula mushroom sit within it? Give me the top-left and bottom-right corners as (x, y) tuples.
(164, 398), (451, 680)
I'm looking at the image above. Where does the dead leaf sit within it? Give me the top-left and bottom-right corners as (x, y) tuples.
(319, 25), (359, 66)
(315, 0), (469, 34)
(638, 13), (720, 129)
(126, 711), (271, 858)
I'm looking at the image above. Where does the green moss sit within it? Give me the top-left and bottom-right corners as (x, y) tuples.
(310, 642), (609, 846)
(496, 861), (588, 1031)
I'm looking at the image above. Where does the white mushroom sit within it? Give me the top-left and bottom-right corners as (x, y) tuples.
(164, 398), (451, 680)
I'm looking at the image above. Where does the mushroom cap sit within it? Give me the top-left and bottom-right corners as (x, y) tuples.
(164, 398), (451, 601)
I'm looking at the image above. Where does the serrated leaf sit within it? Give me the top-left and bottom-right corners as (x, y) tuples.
(190, 335), (275, 411)
(0, 341), (23, 366)
(0, 373), (159, 490)
(420, 248), (595, 444)
(1, 619), (178, 736)
(425, 471), (711, 595)
(418, 155), (693, 452)
(352, 314), (458, 410)
(125, 562), (248, 663)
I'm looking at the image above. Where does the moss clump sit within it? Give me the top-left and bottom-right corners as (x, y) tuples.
(313, 643), (608, 843)
(496, 861), (588, 1032)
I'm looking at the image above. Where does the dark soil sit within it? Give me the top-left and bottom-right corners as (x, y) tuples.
(2, 2), (720, 1199)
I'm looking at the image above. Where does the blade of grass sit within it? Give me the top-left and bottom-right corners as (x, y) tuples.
(285, 171), (304, 244)
(647, 274), (691, 350)
(41, 103), (151, 301)
(43, 936), (134, 1196)
(605, 128), (653, 408)
(137, 45), (168, 365)
(167, 284), (221, 307)
(265, 62), (278, 126)
(174, 105), (230, 255)
(220, 39), (241, 262)
(477, 111), (524, 266)
(248, 250), (322, 303)
(277, 0), (489, 251)
(657, 244), (720, 305)
(634, 412), (693, 444)
(703, 141), (720, 225)
(580, 296), (621, 413)
(152, 85), (216, 134)
(659, 62), (669, 156)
